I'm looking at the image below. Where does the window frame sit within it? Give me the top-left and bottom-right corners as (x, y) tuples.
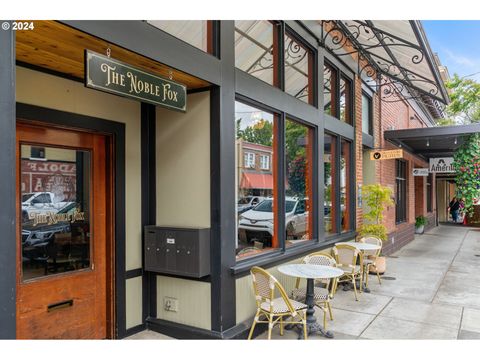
(283, 26), (317, 106)
(259, 154), (270, 170)
(323, 59), (354, 126)
(395, 160), (407, 224)
(361, 91), (373, 135)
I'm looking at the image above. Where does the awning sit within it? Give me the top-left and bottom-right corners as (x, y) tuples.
(384, 123), (480, 158)
(306, 20), (450, 108)
(240, 173), (273, 189)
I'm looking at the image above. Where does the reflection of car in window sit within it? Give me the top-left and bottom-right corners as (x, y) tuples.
(238, 197), (308, 245)
(21, 191), (75, 221)
(21, 202), (86, 247)
(237, 196), (266, 214)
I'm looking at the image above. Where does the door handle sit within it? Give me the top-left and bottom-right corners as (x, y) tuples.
(47, 299), (74, 312)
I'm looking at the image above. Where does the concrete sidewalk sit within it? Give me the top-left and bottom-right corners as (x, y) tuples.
(127, 225), (480, 340)
(255, 225), (480, 340)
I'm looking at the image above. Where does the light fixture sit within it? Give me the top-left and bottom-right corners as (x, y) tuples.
(426, 139), (430, 147)
(454, 137), (458, 145)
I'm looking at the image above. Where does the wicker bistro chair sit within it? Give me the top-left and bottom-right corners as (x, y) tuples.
(291, 252), (338, 330)
(248, 266), (308, 340)
(359, 236), (383, 287)
(332, 244), (362, 301)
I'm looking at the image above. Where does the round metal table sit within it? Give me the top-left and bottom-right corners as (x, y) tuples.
(335, 242), (381, 292)
(278, 263), (343, 338)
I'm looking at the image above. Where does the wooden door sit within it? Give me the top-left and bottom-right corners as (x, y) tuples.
(16, 123), (112, 339)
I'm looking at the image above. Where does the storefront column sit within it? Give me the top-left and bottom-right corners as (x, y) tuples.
(210, 20), (236, 333)
(0, 24), (16, 339)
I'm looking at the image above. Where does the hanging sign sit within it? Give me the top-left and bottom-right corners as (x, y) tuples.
(85, 50), (187, 112)
(370, 149), (403, 161)
(429, 157), (455, 173)
(413, 168), (429, 176)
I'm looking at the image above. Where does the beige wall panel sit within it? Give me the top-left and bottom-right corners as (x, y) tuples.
(235, 250), (333, 325)
(16, 66), (143, 271)
(156, 276), (211, 330)
(126, 276), (143, 329)
(155, 92), (210, 227)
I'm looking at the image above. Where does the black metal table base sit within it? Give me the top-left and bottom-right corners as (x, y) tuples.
(285, 322), (334, 339)
(342, 281), (370, 293)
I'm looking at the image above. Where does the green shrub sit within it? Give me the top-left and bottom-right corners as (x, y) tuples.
(415, 215), (427, 227)
(358, 224), (387, 241)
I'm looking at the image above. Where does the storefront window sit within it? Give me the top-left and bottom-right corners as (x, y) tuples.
(235, 101), (278, 260)
(147, 20), (212, 53)
(362, 93), (373, 135)
(323, 64), (336, 116)
(324, 134), (336, 235)
(20, 145), (91, 281)
(340, 139), (352, 232)
(340, 77), (352, 124)
(396, 160), (407, 224)
(284, 32), (313, 104)
(285, 119), (314, 245)
(235, 21), (277, 86)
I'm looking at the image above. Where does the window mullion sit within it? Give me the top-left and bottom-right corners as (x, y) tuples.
(276, 112), (286, 250)
(335, 136), (342, 234)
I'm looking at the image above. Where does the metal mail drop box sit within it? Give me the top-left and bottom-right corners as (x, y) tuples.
(144, 226), (210, 278)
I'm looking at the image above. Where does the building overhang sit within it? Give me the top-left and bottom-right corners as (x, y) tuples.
(384, 123), (480, 158)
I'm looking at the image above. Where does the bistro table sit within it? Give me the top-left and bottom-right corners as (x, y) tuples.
(335, 242), (381, 293)
(278, 263), (343, 339)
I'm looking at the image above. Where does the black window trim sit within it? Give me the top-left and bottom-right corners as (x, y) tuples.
(361, 91), (373, 136)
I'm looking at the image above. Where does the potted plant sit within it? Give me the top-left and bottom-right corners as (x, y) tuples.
(415, 215), (427, 234)
(358, 184), (393, 274)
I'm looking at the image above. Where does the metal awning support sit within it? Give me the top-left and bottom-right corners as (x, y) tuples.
(320, 20), (450, 107)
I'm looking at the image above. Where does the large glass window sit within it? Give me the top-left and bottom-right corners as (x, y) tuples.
(147, 21), (212, 53)
(284, 32), (313, 104)
(362, 93), (373, 135)
(324, 134), (336, 236)
(235, 101), (278, 259)
(340, 139), (352, 232)
(235, 21), (277, 86)
(396, 160), (407, 224)
(21, 145), (91, 281)
(323, 64), (336, 116)
(427, 173), (432, 213)
(285, 119), (314, 245)
(340, 76), (352, 124)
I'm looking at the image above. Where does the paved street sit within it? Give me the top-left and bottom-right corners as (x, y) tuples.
(127, 225), (480, 340)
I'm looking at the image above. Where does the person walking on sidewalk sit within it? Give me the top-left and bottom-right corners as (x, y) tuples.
(448, 197), (460, 223)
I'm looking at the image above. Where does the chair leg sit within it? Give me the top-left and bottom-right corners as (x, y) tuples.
(327, 301), (334, 320)
(323, 307), (327, 329)
(303, 313), (308, 340)
(352, 276), (358, 301)
(267, 316), (273, 340)
(280, 316), (284, 336)
(365, 265), (370, 288)
(248, 310), (260, 340)
(376, 268), (382, 285)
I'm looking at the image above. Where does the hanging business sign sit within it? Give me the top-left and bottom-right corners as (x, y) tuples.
(413, 168), (429, 176)
(370, 149), (403, 161)
(85, 50), (187, 112)
(429, 157), (455, 173)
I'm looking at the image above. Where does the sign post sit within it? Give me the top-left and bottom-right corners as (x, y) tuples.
(85, 50), (187, 112)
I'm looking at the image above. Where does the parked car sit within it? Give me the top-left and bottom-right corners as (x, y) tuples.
(22, 202), (86, 247)
(238, 197), (308, 245)
(237, 196), (266, 214)
(22, 192), (74, 222)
